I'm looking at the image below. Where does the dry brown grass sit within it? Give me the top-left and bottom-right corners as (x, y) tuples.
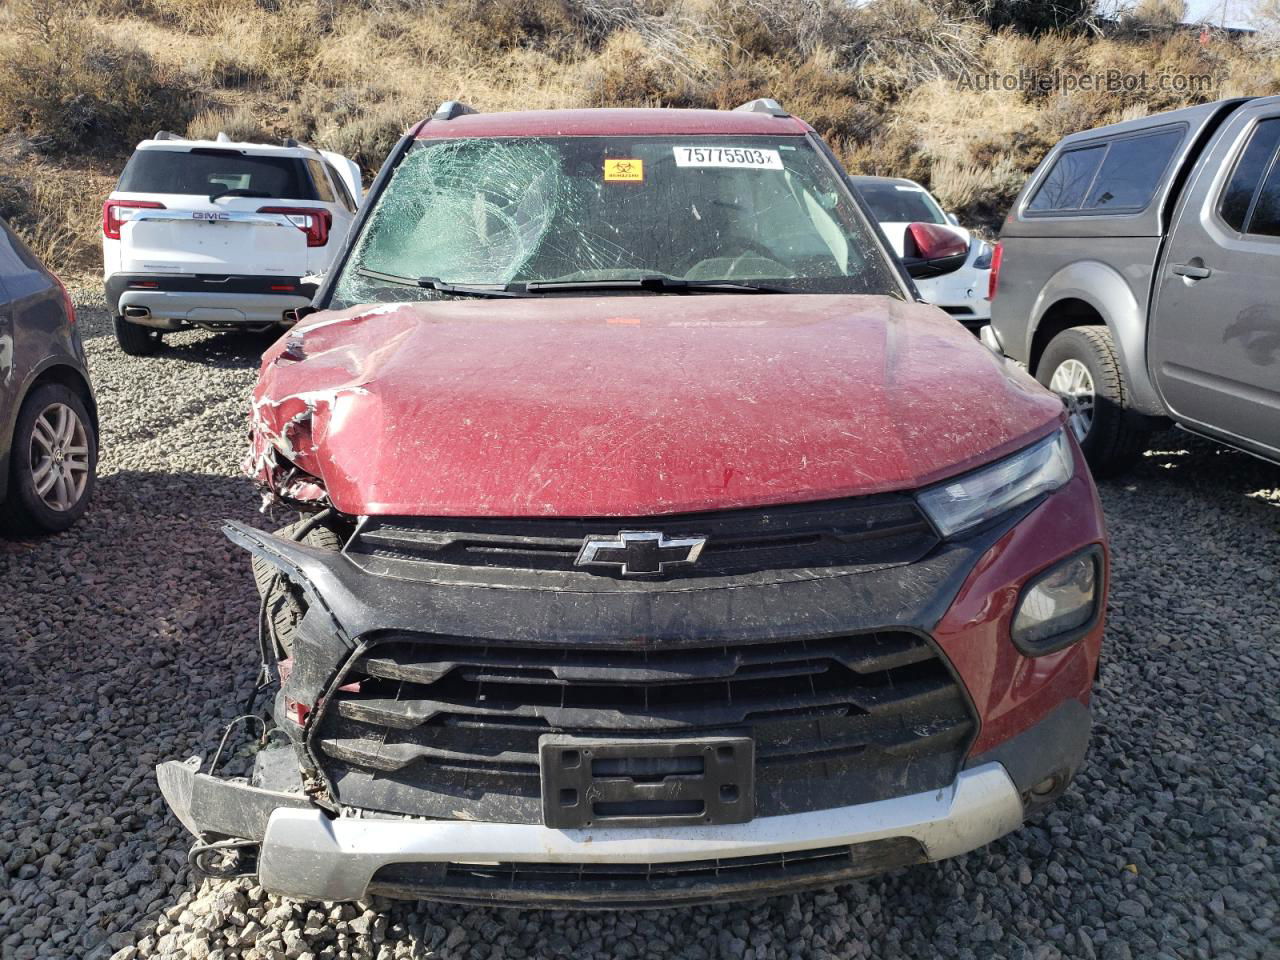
(0, 0), (1276, 274)
(0, 1), (195, 157)
(0, 161), (114, 272)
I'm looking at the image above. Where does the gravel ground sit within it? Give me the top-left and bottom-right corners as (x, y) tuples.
(1, 288), (1277, 960)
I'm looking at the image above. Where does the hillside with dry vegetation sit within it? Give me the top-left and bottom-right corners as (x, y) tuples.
(0, 0), (1277, 277)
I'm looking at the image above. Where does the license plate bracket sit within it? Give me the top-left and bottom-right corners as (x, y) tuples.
(539, 735), (754, 829)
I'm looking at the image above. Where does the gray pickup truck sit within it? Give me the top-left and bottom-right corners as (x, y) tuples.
(985, 96), (1280, 475)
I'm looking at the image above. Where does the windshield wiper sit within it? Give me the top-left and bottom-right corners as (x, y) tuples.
(208, 188), (273, 202)
(522, 276), (793, 294)
(355, 268), (530, 298)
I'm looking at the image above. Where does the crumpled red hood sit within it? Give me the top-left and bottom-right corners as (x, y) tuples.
(248, 294), (1063, 517)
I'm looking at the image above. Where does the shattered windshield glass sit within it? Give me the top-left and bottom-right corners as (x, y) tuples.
(331, 135), (902, 305)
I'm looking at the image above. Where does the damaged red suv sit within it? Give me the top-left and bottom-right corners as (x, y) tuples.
(158, 100), (1107, 908)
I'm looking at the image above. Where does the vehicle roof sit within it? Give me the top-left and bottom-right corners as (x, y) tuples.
(1054, 96), (1257, 149)
(1001, 95), (1270, 241)
(412, 108), (813, 140)
(848, 175), (925, 188)
(133, 138), (320, 157)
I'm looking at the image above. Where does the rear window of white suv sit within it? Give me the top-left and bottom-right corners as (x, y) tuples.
(117, 148), (319, 200)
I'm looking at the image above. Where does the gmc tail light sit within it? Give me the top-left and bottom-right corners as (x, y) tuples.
(103, 199), (165, 240)
(987, 242), (1003, 300)
(259, 207), (332, 247)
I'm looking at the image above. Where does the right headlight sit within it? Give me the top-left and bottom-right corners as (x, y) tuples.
(916, 430), (1074, 538)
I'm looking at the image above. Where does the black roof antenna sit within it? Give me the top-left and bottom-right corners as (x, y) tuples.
(432, 101), (478, 121)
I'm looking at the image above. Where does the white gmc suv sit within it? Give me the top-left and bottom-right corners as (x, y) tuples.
(103, 133), (361, 355)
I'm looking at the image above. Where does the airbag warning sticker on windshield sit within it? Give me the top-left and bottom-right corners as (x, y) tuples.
(673, 146), (783, 170)
(604, 158), (644, 182)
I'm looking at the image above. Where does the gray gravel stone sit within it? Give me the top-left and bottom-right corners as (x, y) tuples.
(1, 290), (1277, 959)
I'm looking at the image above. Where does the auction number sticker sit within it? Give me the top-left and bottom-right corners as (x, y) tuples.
(604, 158), (644, 182)
(672, 146), (783, 170)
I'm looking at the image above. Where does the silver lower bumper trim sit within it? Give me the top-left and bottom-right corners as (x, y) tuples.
(118, 289), (309, 326)
(256, 763), (1024, 901)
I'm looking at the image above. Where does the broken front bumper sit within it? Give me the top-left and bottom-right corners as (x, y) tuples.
(161, 464), (1103, 906)
(157, 697), (1092, 906)
(158, 759), (1023, 906)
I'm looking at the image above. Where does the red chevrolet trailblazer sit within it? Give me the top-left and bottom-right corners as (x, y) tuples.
(158, 99), (1107, 909)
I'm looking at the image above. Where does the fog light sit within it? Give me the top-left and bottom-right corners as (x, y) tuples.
(1011, 548), (1100, 655)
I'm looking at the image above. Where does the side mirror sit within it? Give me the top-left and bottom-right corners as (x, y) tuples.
(901, 222), (969, 279)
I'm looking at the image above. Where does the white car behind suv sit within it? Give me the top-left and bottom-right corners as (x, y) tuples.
(103, 133), (361, 355)
(848, 175), (993, 332)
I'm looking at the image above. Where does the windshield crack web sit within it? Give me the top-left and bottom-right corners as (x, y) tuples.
(340, 139), (639, 299)
(332, 135), (902, 306)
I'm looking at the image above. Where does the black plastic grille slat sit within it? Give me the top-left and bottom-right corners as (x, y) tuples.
(312, 631), (977, 822)
(446, 846), (853, 883)
(344, 494), (939, 580)
(332, 673), (958, 735)
(355, 633), (936, 686)
(365, 837), (929, 907)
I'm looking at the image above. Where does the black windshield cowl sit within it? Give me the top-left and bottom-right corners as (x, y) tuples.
(356, 269), (531, 299)
(358, 269), (795, 299)
(521, 277), (793, 295)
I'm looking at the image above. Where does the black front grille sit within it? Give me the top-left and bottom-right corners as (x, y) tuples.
(366, 838), (926, 907)
(311, 631), (977, 824)
(344, 494), (939, 581)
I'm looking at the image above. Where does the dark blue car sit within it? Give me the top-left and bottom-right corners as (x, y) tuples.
(0, 218), (98, 534)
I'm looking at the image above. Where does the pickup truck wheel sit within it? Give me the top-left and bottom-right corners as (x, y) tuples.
(252, 517), (344, 660)
(112, 316), (161, 356)
(0, 384), (98, 536)
(1037, 326), (1150, 477)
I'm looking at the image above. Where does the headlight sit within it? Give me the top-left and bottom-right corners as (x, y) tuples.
(1012, 548), (1101, 655)
(917, 430), (1073, 538)
(973, 240), (994, 270)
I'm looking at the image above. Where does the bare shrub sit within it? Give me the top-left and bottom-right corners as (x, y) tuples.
(186, 105), (272, 142)
(3, 0), (1279, 254)
(843, 0), (985, 100)
(313, 98), (421, 172)
(930, 153), (1021, 218)
(566, 0), (730, 81)
(1115, 0), (1187, 36)
(0, 166), (112, 273)
(965, 0), (1100, 35)
(0, 0), (194, 157)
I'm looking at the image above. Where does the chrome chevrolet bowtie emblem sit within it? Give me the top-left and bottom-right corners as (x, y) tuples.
(575, 530), (707, 576)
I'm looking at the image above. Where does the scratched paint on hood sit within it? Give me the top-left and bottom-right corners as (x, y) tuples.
(247, 294), (1064, 517)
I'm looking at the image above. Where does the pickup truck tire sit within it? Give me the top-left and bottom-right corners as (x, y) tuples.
(112, 316), (161, 356)
(252, 516), (344, 660)
(1037, 326), (1150, 477)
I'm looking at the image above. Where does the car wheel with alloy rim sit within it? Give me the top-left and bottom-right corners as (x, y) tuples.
(0, 383), (97, 535)
(1049, 358), (1095, 445)
(1036, 325), (1150, 478)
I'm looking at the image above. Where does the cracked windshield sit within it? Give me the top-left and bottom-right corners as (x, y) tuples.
(332, 135), (902, 304)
